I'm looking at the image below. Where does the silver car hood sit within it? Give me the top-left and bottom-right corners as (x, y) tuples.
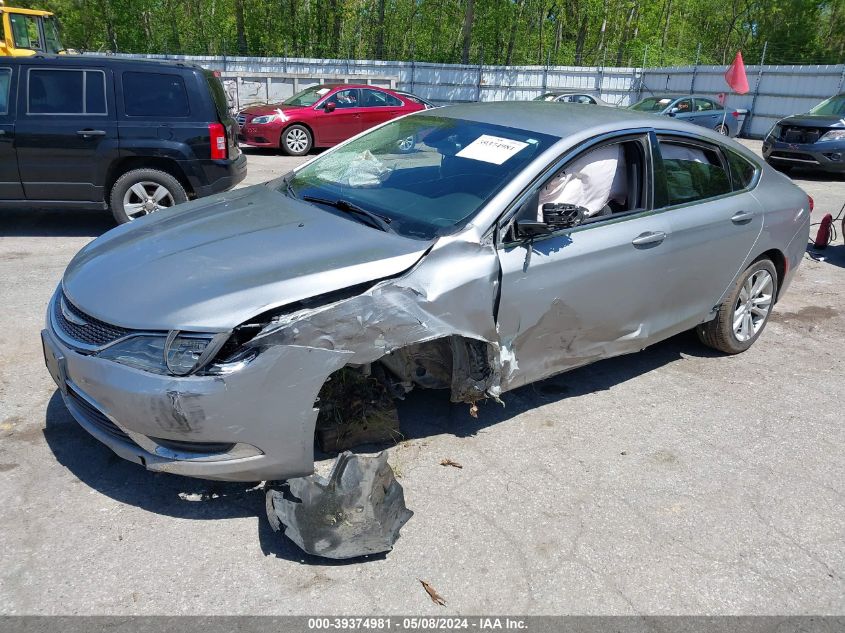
(62, 185), (432, 332)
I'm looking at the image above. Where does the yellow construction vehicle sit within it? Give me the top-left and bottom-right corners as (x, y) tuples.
(1, 1), (65, 56)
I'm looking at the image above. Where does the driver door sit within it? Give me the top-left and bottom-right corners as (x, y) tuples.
(316, 88), (364, 145)
(495, 133), (673, 390)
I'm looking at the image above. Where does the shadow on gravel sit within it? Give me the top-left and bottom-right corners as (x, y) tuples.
(0, 208), (114, 238)
(42, 328), (719, 563)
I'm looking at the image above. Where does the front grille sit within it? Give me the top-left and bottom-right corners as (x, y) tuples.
(236, 113), (247, 127)
(150, 437), (235, 454)
(66, 385), (133, 443)
(770, 151), (818, 163)
(53, 291), (132, 349)
(779, 126), (822, 144)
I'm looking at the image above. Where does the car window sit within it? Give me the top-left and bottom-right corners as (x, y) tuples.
(28, 69), (107, 115)
(658, 139), (731, 205)
(361, 89), (402, 107)
(695, 99), (718, 112)
(123, 72), (189, 117)
(10, 13), (42, 51)
(630, 97), (674, 112)
(725, 148), (758, 190)
(0, 69), (10, 115)
(283, 115), (558, 240)
(576, 95), (596, 104)
(674, 98), (692, 114)
(324, 89), (359, 109)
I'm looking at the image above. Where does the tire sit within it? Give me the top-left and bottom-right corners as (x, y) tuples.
(281, 124), (313, 156)
(696, 258), (778, 354)
(109, 168), (188, 224)
(714, 123), (730, 136)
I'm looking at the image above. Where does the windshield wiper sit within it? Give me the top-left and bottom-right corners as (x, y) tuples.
(302, 195), (395, 234)
(281, 173), (297, 199)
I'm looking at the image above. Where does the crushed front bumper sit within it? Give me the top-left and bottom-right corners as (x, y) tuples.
(42, 317), (348, 482)
(762, 139), (845, 172)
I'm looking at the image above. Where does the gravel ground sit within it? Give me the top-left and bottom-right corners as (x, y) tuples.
(0, 140), (843, 615)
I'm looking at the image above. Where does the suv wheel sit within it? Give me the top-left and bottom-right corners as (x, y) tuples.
(110, 168), (188, 224)
(281, 125), (313, 156)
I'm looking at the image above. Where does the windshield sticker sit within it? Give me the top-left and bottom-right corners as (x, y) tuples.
(456, 135), (529, 164)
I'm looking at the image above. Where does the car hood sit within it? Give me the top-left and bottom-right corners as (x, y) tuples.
(62, 185), (432, 332)
(778, 114), (845, 128)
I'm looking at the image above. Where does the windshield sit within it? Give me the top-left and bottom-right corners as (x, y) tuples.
(630, 97), (674, 112)
(534, 93), (558, 101)
(43, 16), (62, 53)
(279, 115), (558, 240)
(283, 86), (333, 107)
(809, 94), (845, 116)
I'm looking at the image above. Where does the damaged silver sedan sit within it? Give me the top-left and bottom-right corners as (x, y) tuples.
(42, 102), (811, 481)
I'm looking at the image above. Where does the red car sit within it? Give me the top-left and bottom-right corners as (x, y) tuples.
(237, 84), (428, 155)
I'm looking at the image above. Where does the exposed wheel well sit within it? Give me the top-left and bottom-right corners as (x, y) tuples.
(755, 249), (787, 301)
(105, 158), (194, 202)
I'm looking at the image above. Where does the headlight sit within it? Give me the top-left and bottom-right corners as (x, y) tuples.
(251, 114), (277, 125)
(818, 129), (845, 142)
(97, 332), (222, 376)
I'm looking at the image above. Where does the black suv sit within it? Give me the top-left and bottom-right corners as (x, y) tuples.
(0, 55), (246, 223)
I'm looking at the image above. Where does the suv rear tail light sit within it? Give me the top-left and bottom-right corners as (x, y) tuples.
(209, 122), (228, 160)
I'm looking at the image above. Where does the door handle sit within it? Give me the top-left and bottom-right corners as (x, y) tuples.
(731, 210), (754, 224)
(631, 231), (666, 247)
(76, 129), (106, 137)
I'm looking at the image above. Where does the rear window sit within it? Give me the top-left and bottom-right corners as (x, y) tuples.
(0, 68), (10, 115)
(658, 140), (731, 205)
(28, 69), (106, 115)
(123, 72), (189, 117)
(204, 71), (231, 119)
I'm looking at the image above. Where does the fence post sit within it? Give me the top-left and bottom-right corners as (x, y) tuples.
(476, 45), (484, 102)
(542, 51), (550, 94)
(690, 43), (701, 93)
(410, 44), (416, 94)
(746, 41), (768, 133)
(283, 46), (288, 74)
(836, 63), (845, 94)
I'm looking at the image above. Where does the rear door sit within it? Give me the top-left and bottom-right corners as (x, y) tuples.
(15, 64), (118, 202)
(358, 88), (404, 131)
(653, 134), (763, 328)
(0, 65), (24, 200)
(692, 98), (723, 130)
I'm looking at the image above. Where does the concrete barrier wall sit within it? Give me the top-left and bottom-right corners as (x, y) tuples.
(103, 53), (845, 138)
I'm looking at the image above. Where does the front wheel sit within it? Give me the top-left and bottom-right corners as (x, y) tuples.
(696, 258), (778, 354)
(109, 168), (188, 224)
(281, 124), (313, 156)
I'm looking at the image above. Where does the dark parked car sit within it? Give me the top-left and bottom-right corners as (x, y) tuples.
(762, 94), (845, 174)
(629, 95), (740, 137)
(0, 55), (246, 223)
(236, 84), (427, 155)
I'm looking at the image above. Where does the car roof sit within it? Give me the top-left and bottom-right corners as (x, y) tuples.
(421, 101), (727, 140)
(641, 94), (720, 101)
(4, 54), (206, 72)
(314, 83), (397, 91)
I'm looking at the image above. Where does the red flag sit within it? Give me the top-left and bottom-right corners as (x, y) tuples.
(725, 51), (749, 94)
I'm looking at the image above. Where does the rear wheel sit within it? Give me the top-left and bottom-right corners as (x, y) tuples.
(281, 124), (313, 156)
(714, 123), (730, 136)
(697, 258), (778, 354)
(109, 168), (188, 224)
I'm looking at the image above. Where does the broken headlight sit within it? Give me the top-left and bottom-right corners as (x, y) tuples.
(97, 333), (222, 376)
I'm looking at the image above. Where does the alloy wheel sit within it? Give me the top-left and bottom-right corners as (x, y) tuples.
(733, 269), (773, 342)
(122, 182), (175, 219)
(286, 128), (309, 153)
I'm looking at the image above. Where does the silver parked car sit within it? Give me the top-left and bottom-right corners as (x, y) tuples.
(629, 95), (741, 137)
(42, 102), (811, 482)
(534, 91), (613, 106)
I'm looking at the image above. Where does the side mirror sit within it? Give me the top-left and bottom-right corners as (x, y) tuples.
(516, 221), (552, 238)
(542, 203), (586, 229)
(668, 107), (679, 116)
(324, 101), (336, 113)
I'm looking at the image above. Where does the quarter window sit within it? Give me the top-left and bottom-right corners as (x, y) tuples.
(0, 69), (11, 115)
(725, 148), (757, 190)
(361, 89), (402, 107)
(28, 69), (107, 115)
(658, 139), (731, 205)
(123, 72), (190, 117)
